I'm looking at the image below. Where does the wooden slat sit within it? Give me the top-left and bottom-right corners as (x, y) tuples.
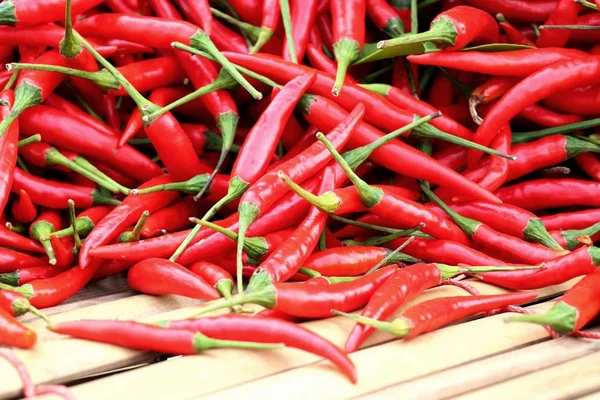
(579, 391), (600, 400)
(29, 280), (576, 400)
(452, 351), (600, 400)
(0, 278), (578, 399)
(362, 328), (600, 399)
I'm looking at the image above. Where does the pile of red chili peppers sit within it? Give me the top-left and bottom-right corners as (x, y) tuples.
(2, 0), (600, 390)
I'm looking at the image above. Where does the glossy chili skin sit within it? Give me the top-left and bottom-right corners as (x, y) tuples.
(141, 197), (198, 237)
(567, 14), (600, 44)
(470, 77), (519, 117)
(345, 263), (449, 352)
(11, 168), (113, 209)
(175, 0), (211, 35)
(429, 201), (555, 246)
(549, 268), (600, 333)
(463, 0), (556, 23)
(295, 94), (499, 203)
(480, 246), (600, 290)
(305, 246), (399, 276)
(0, 24), (65, 47)
(79, 175), (179, 268)
(164, 314), (357, 383)
(226, 0), (262, 26)
(174, 51), (239, 136)
(0, 248), (45, 274)
(267, 265), (396, 318)
(223, 52), (478, 144)
(14, 49), (66, 98)
(518, 104), (582, 128)
(75, 14), (199, 49)
(365, 83), (473, 140)
(0, 225), (43, 253)
(283, 0), (318, 61)
(189, 261), (233, 295)
(44, 93), (116, 138)
(254, 166), (334, 285)
(398, 292), (537, 339)
(542, 209), (600, 231)
(0, 90), (18, 215)
(20, 105), (162, 182)
(477, 127), (510, 192)
(366, 0), (405, 37)
(0, 0), (103, 27)
(433, 6), (499, 50)
(231, 73), (315, 187)
(238, 104), (363, 231)
(11, 189), (37, 223)
(51, 319), (224, 354)
(496, 179), (600, 211)
(0, 308), (36, 348)
(306, 43), (357, 84)
(469, 58), (600, 167)
(0, 266), (59, 286)
(387, 237), (507, 266)
(499, 20), (535, 46)
(535, 0), (579, 48)
(128, 258), (220, 300)
(543, 85), (600, 116)
(90, 177), (320, 263)
(107, 56), (187, 96)
(408, 48), (589, 77)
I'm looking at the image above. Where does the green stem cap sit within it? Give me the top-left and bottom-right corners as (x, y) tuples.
(507, 302), (577, 335)
(332, 310), (410, 338)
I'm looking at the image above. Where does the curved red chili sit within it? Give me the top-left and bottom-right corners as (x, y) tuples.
(0, 248), (44, 274)
(480, 246), (600, 290)
(250, 0), (280, 53)
(128, 258), (220, 300)
(189, 261), (233, 299)
(463, 0), (556, 23)
(0, 308), (36, 348)
(0, 89), (18, 216)
(0, 225), (42, 253)
(0, 0), (102, 27)
(542, 209), (600, 231)
(283, 0), (318, 62)
(378, 6), (498, 51)
(510, 268), (600, 334)
(10, 189), (37, 224)
(0, 266), (59, 286)
(535, 0), (579, 48)
(162, 314), (357, 383)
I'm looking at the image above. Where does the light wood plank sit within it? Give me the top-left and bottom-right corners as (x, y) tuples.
(31, 282), (574, 400)
(578, 391), (600, 400)
(452, 350), (600, 400)
(362, 328), (600, 400)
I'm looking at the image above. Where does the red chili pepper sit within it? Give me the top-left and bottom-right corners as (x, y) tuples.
(0, 248), (44, 274)
(0, 290), (48, 322)
(44, 93), (117, 138)
(566, 14), (600, 44)
(226, 0), (262, 26)
(0, 308), (36, 348)
(496, 179), (600, 211)
(330, 0), (365, 95)
(0, 266), (59, 286)
(345, 262), (529, 351)
(536, 0), (579, 48)
(162, 314), (357, 382)
(363, 83), (474, 140)
(543, 85), (600, 116)
(304, 246), (415, 277)
(29, 211), (61, 265)
(469, 76), (519, 124)
(496, 14), (536, 46)
(0, 50), (66, 138)
(79, 175), (179, 268)
(517, 104), (582, 128)
(250, 0), (280, 53)
(0, 225), (42, 253)
(128, 258), (220, 300)
(283, 0), (318, 62)
(408, 48), (588, 77)
(11, 168), (119, 210)
(476, 127), (511, 192)
(0, 90), (18, 216)
(463, 0), (556, 23)
(366, 0), (405, 38)
(10, 189), (37, 224)
(480, 246), (600, 290)
(388, 236), (507, 266)
(378, 6), (498, 51)
(233, 105), (364, 293)
(139, 197), (198, 238)
(424, 184), (567, 264)
(174, 0), (212, 35)
(189, 261), (233, 299)
(249, 167), (335, 289)
(199, 265), (397, 319)
(201, 72), (315, 225)
(147, 0), (182, 19)
(430, 201), (561, 249)
(51, 319), (278, 354)
(305, 43), (357, 84)
(51, 236), (75, 269)
(0, 0), (102, 27)
(337, 291), (536, 341)
(542, 209), (600, 231)
(551, 222), (600, 251)
(510, 267), (600, 334)
(469, 57), (600, 167)
(20, 105), (162, 182)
